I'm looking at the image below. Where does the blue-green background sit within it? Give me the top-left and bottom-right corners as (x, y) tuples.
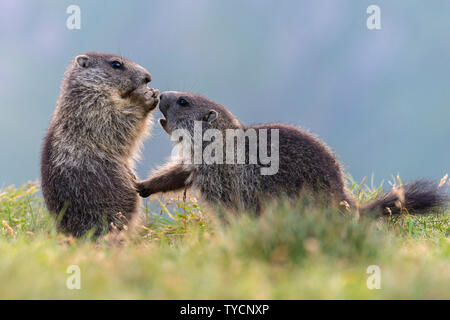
(0, 0), (449, 187)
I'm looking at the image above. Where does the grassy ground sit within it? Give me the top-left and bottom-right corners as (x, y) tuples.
(0, 178), (448, 299)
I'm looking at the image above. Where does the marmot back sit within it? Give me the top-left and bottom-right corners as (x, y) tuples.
(41, 52), (159, 237)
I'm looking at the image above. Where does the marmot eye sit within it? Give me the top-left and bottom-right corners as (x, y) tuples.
(110, 61), (122, 69)
(177, 98), (188, 106)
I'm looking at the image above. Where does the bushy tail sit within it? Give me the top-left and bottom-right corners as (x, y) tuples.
(360, 180), (448, 215)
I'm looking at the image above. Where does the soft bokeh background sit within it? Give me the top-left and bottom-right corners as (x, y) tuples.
(0, 0), (449, 187)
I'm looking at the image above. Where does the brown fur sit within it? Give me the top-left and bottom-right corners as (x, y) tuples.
(41, 52), (159, 237)
(137, 91), (447, 216)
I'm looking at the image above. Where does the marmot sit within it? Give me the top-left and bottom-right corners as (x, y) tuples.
(137, 91), (447, 215)
(41, 52), (159, 237)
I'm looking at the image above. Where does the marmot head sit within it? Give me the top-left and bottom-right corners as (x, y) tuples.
(67, 52), (152, 100)
(52, 53), (158, 157)
(158, 91), (241, 135)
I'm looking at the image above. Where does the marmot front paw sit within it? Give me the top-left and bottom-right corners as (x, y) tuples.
(130, 87), (160, 112)
(135, 181), (153, 198)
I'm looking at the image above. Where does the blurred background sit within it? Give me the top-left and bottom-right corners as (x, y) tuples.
(0, 0), (449, 187)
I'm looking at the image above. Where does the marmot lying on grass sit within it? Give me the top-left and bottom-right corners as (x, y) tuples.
(137, 91), (447, 215)
(41, 52), (159, 237)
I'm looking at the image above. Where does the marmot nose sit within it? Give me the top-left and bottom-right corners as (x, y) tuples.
(159, 91), (178, 101)
(141, 70), (151, 84)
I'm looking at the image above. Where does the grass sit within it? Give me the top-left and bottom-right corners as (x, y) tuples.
(0, 178), (448, 299)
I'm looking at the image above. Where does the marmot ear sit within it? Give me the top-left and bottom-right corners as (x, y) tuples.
(75, 55), (90, 68)
(204, 110), (218, 123)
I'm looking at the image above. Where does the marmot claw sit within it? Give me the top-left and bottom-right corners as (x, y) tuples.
(135, 181), (152, 198)
(130, 87), (160, 111)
